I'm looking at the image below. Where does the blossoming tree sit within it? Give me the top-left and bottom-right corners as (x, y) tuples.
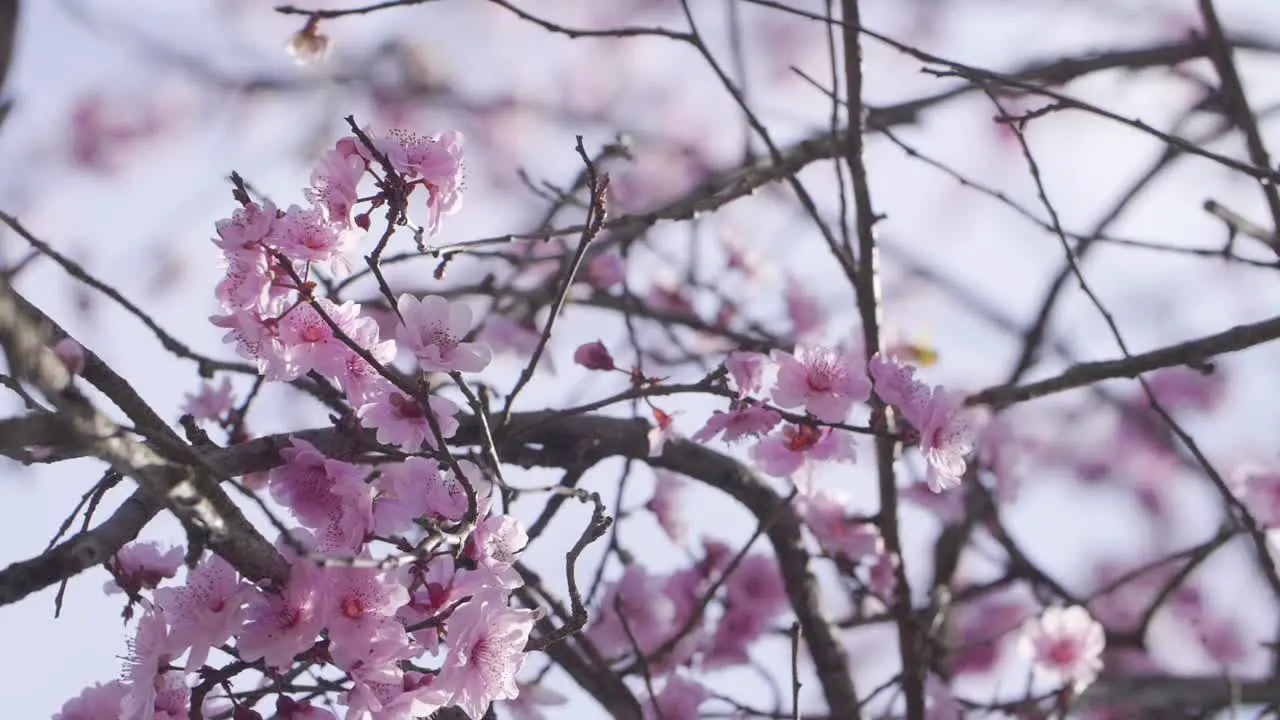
(4, 0), (1280, 718)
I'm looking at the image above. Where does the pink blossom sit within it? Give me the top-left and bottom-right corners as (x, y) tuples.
(277, 298), (365, 379)
(368, 129), (465, 236)
(751, 424), (855, 477)
(723, 554), (788, 619)
(691, 403), (781, 445)
(435, 591), (538, 718)
(150, 672), (190, 720)
(948, 597), (1028, 676)
(502, 682), (568, 720)
(237, 561), (328, 670)
(1018, 605), (1106, 689)
(868, 352), (929, 411)
(797, 488), (882, 562)
(589, 565), (677, 658)
(466, 514), (528, 588)
(771, 344), (869, 422)
(104, 541), (183, 596)
(330, 615), (420, 685)
(373, 457), (478, 535)
(357, 390), (460, 451)
(395, 294), (491, 373)
(270, 436), (369, 528)
(182, 377), (235, 422)
(477, 314), (541, 364)
(702, 605), (767, 670)
(1143, 365), (1226, 413)
(307, 136), (367, 226)
(54, 337), (86, 376)
(725, 350), (767, 398)
(573, 340), (615, 370)
(335, 312), (397, 404)
(913, 387), (982, 491)
(120, 610), (174, 720)
(342, 671), (448, 720)
(213, 200), (276, 257)
(901, 480), (966, 522)
(55, 681), (128, 720)
(273, 203), (357, 274)
(214, 251), (272, 312)
(1194, 615), (1247, 667)
(397, 555), (468, 653)
(584, 251), (625, 290)
(784, 277), (824, 339)
(1232, 464), (1280, 527)
(210, 306), (294, 380)
(645, 675), (708, 720)
(323, 566), (410, 652)
(154, 554), (250, 670)
(645, 470), (688, 545)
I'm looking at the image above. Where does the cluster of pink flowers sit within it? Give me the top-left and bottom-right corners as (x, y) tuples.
(57, 128), (548, 720)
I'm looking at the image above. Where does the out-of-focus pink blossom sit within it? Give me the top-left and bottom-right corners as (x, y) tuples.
(725, 350), (768, 398)
(797, 487), (882, 562)
(1232, 464), (1280, 527)
(584, 251), (625, 290)
(55, 681), (128, 720)
(104, 541), (183, 596)
(646, 470), (688, 545)
(182, 377), (235, 422)
(503, 682), (568, 720)
(1018, 605), (1106, 689)
(692, 403), (781, 445)
(644, 675), (708, 720)
(589, 565), (677, 658)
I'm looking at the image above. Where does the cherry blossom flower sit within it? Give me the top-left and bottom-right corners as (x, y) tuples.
(213, 200), (276, 257)
(435, 591), (538, 718)
(797, 487), (882, 562)
(503, 682), (568, 720)
(771, 345), (870, 422)
(645, 675), (708, 720)
(1018, 605), (1106, 689)
(342, 670), (448, 720)
(725, 350), (768, 398)
(323, 566), (410, 652)
(864, 550), (898, 605)
(691, 403), (781, 445)
(330, 615), (420, 685)
(237, 561), (328, 670)
(466, 514), (528, 588)
(589, 565), (677, 658)
(270, 436), (369, 528)
(104, 541), (183, 596)
(948, 597), (1028, 676)
(272, 203), (357, 275)
(120, 610), (174, 720)
(307, 136), (366, 226)
(357, 390), (460, 451)
(868, 352), (929, 412)
(55, 681), (128, 720)
(395, 294), (491, 373)
(150, 672), (190, 720)
(584, 251), (625, 290)
(182, 377), (235, 422)
(702, 605), (768, 670)
(154, 554), (250, 670)
(645, 470), (688, 545)
(368, 129), (465, 236)
(724, 554), (788, 619)
(277, 298), (365, 379)
(784, 277), (824, 339)
(476, 314), (541, 364)
(912, 386), (982, 491)
(1232, 464), (1280, 527)
(573, 340), (615, 370)
(751, 424), (855, 477)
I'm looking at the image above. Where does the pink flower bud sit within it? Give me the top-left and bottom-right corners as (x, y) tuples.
(573, 340), (615, 371)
